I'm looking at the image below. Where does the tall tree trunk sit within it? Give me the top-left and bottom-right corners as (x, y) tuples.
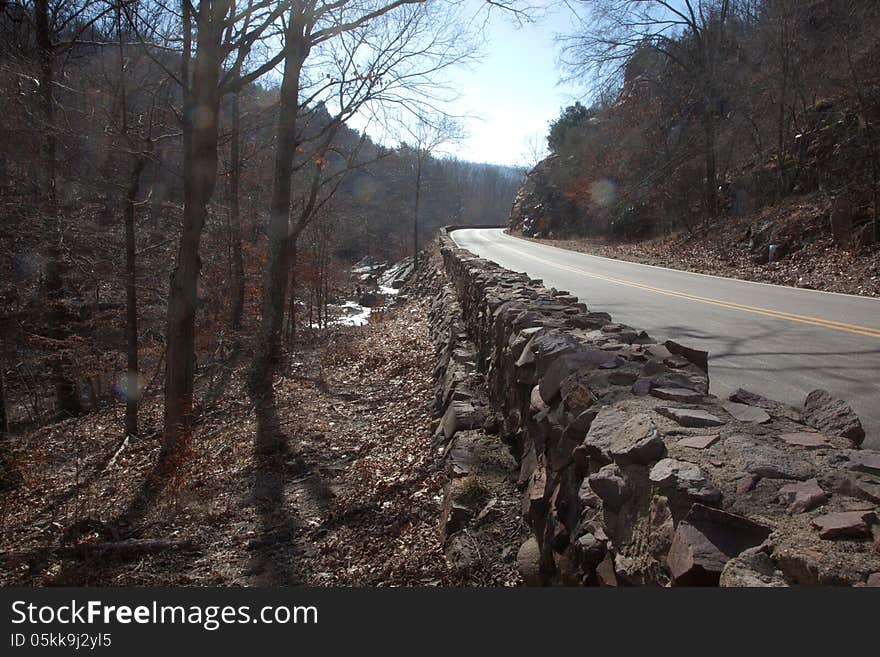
(163, 2), (225, 463)
(0, 364), (7, 437)
(703, 106), (718, 221)
(321, 241), (330, 328)
(229, 91), (245, 329)
(413, 154), (422, 266)
(35, 0), (62, 297)
(251, 21), (308, 388)
(286, 239), (297, 346)
(776, 15), (789, 199)
(844, 35), (880, 243)
(36, 0), (80, 417)
(124, 154), (147, 438)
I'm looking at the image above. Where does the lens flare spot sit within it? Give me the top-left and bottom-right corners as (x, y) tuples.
(118, 371), (144, 403)
(589, 179), (616, 207)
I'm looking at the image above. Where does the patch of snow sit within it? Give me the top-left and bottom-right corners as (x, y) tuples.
(334, 301), (372, 327)
(379, 285), (399, 296)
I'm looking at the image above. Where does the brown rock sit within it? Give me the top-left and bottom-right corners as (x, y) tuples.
(677, 434), (720, 450)
(811, 510), (877, 540)
(802, 389), (864, 446)
(667, 504), (772, 586)
(867, 573), (880, 587)
(656, 406), (725, 428)
(778, 478), (828, 513)
(723, 401), (770, 424)
(779, 432), (828, 448)
(559, 373), (598, 416)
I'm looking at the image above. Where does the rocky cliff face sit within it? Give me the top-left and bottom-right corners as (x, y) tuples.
(430, 228), (879, 586)
(508, 155), (581, 238)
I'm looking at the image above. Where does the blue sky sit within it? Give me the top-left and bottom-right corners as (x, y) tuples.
(441, 1), (585, 167)
(340, 1), (589, 168)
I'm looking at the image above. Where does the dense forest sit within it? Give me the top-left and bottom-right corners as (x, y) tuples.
(512, 0), (880, 256)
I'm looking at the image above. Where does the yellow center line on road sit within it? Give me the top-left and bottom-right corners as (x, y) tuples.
(486, 240), (880, 340)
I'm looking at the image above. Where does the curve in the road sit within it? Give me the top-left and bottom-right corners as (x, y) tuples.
(451, 228), (880, 449)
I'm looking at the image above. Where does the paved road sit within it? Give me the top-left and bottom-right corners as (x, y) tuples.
(452, 228), (880, 449)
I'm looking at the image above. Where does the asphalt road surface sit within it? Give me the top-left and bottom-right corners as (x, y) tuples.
(451, 228), (880, 449)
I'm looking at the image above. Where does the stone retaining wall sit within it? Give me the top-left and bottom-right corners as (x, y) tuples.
(431, 227), (880, 586)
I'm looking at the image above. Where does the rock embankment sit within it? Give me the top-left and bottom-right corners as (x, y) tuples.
(430, 227), (879, 586)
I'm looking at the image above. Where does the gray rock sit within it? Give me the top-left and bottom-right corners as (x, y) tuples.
(664, 340), (709, 373)
(575, 533), (606, 566)
(581, 406), (626, 464)
(609, 413), (666, 466)
(595, 552), (618, 586)
(729, 388), (780, 410)
(528, 332), (582, 376)
(649, 458), (722, 505)
(844, 450), (880, 476)
(608, 369), (639, 386)
(433, 400), (482, 446)
(517, 537), (543, 586)
(529, 385), (548, 415)
(656, 407), (725, 428)
(445, 432), (482, 476)
(836, 475), (880, 505)
(802, 389), (865, 446)
(723, 401), (770, 424)
(577, 478), (602, 509)
(539, 349), (607, 403)
(740, 444), (814, 481)
(651, 387), (704, 403)
(719, 546), (789, 587)
(588, 464), (631, 512)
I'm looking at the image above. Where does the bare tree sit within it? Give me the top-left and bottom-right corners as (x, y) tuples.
(250, 0), (473, 387)
(397, 112), (464, 266)
(157, 0), (288, 466)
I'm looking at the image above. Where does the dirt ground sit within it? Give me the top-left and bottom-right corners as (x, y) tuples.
(0, 294), (523, 587)
(527, 194), (880, 297)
